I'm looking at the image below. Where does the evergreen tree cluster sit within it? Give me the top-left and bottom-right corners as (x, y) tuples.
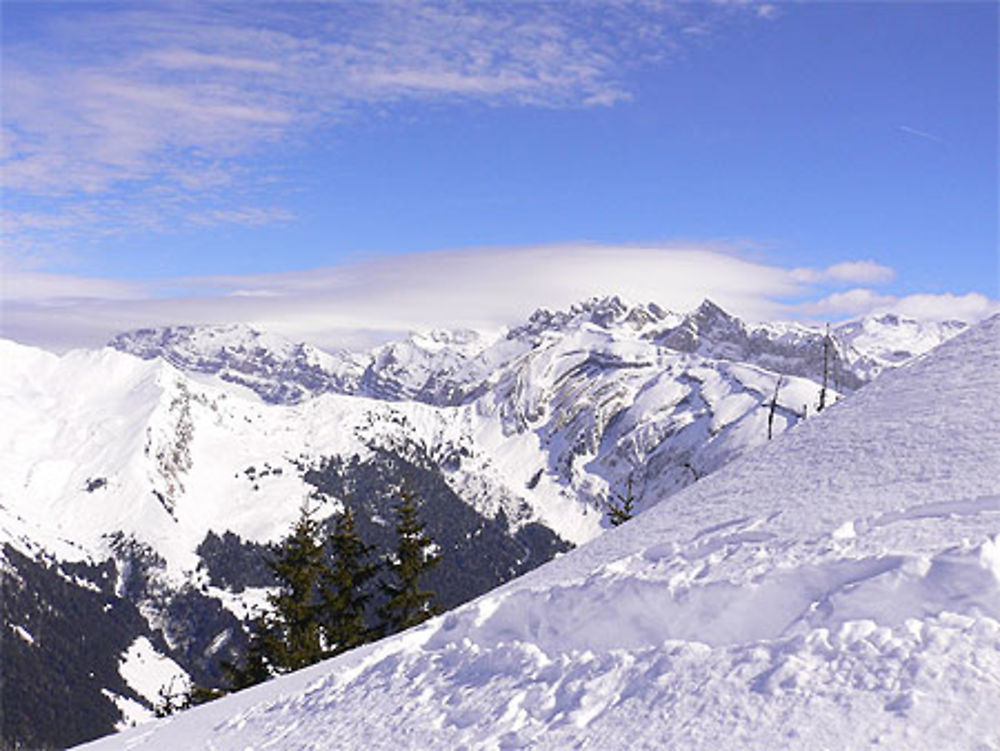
(182, 489), (440, 707)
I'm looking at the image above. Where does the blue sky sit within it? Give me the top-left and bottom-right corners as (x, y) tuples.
(1, 1), (997, 349)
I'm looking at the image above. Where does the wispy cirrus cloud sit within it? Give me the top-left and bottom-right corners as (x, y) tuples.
(896, 125), (945, 144)
(187, 207), (296, 228)
(1, 2), (774, 263)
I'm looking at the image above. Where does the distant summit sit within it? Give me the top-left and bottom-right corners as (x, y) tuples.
(109, 323), (365, 404)
(108, 299), (967, 407)
(510, 295), (674, 340)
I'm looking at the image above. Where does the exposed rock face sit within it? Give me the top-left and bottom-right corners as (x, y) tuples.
(110, 324), (365, 404)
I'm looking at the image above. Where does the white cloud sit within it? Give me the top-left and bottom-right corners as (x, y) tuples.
(0, 270), (146, 302)
(887, 292), (1000, 322)
(794, 288), (999, 323)
(4, 243), (966, 353)
(792, 260), (895, 286)
(178, 243), (806, 331)
(793, 288), (894, 316)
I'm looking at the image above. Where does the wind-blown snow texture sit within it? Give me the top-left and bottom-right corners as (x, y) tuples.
(78, 315), (1000, 750)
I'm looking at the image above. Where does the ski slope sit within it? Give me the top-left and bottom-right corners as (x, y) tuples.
(78, 316), (1000, 750)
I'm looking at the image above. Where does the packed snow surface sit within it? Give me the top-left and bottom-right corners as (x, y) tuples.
(117, 637), (190, 713)
(78, 316), (1000, 750)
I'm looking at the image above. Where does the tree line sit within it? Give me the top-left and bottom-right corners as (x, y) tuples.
(159, 489), (440, 713)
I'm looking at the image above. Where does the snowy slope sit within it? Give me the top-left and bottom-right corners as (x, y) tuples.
(78, 314), (1000, 751)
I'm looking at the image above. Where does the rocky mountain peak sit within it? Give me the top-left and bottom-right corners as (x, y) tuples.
(689, 297), (746, 340)
(652, 298), (742, 354)
(108, 324), (363, 404)
(105, 298), (970, 410)
(693, 297), (729, 319)
(511, 296), (672, 341)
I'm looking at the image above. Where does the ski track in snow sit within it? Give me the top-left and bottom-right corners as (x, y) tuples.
(75, 317), (1000, 749)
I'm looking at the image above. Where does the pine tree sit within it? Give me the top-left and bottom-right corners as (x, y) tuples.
(153, 678), (188, 717)
(377, 491), (440, 635)
(184, 684), (226, 707)
(222, 612), (274, 690)
(605, 478), (636, 526)
(320, 506), (379, 656)
(265, 501), (326, 672)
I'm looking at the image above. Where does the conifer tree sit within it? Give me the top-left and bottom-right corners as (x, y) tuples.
(222, 612), (274, 690)
(320, 506), (379, 656)
(377, 490), (441, 635)
(605, 478), (636, 526)
(183, 684), (226, 708)
(265, 501), (326, 672)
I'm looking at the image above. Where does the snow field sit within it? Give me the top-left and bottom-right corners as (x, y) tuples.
(79, 612), (1000, 750)
(116, 637), (190, 716)
(76, 316), (1000, 749)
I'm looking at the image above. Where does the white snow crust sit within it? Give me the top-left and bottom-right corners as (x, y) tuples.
(75, 315), (1000, 750)
(118, 636), (190, 708)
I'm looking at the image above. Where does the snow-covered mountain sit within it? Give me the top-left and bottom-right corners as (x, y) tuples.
(835, 312), (969, 376)
(76, 313), (1000, 751)
(108, 298), (965, 406)
(0, 297), (968, 748)
(109, 323), (367, 404)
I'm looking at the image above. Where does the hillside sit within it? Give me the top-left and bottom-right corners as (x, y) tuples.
(76, 313), (1000, 751)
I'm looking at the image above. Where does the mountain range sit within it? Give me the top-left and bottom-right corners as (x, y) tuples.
(75, 311), (1000, 751)
(0, 297), (969, 749)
